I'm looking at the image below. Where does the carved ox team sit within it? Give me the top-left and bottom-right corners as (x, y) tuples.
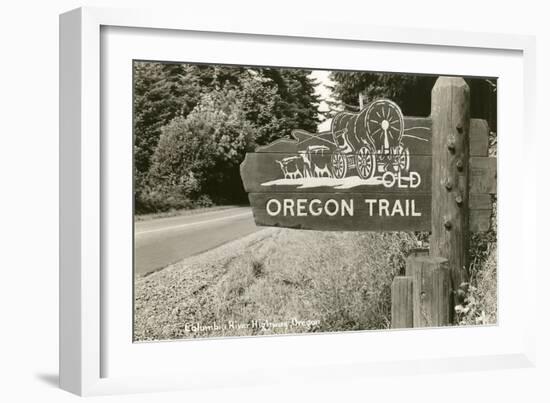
(276, 145), (333, 179)
(275, 156), (303, 179)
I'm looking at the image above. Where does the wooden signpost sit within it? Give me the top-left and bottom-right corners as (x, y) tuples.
(240, 76), (496, 328)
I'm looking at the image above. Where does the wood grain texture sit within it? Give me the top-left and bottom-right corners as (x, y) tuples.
(405, 251), (429, 276)
(469, 193), (492, 232)
(240, 152), (432, 194)
(402, 117), (432, 155)
(470, 193), (491, 210)
(470, 157), (497, 194)
(409, 256), (451, 327)
(470, 119), (490, 157)
(241, 153), (495, 196)
(391, 276), (414, 329)
(248, 193), (431, 231)
(430, 77), (471, 291)
(240, 86), (495, 235)
(407, 248), (430, 258)
(248, 193), (492, 232)
(469, 210), (492, 232)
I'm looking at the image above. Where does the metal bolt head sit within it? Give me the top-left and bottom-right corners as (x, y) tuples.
(456, 159), (464, 171)
(455, 194), (463, 205)
(445, 179), (453, 190)
(456, 123), (463, 133)
(444, 220), (452, 230)
(447, 139), (456, 152)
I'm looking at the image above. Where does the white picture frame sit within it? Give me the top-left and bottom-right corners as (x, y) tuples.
(60, 6), (537, 396)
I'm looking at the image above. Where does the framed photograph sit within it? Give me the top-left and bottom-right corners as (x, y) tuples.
(60, 6), (536, 396)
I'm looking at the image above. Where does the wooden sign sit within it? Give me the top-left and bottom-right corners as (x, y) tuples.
(240, 98), (496, 232)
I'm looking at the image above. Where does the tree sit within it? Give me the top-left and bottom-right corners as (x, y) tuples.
(134, 63), (320, 172)
(256, 68), (320, 142)
(144, 88), (255, 209)
(134, 62), (321, 211)
(329, 72), (497, 129)
(328, 72), (435, 117)
(133, 62), (203, 178)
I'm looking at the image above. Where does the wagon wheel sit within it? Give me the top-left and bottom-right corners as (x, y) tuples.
(331, 152), (347, 179)
(393, 145), (410, 172)
(365, 99), (404, 153)
(356, 147), (376, 179)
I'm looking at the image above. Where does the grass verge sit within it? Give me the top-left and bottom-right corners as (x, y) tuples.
(134, 229), (419, 341)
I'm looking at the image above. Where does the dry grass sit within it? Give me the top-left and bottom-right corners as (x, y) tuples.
(476, 243), (497, 322)
(455, 242), (497, 326)
(134, 229), (419, 341)
(456, 192), (497, 325)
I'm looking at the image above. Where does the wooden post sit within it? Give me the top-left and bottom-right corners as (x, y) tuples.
(430, 77), (471, 294)
(409, 256), (451, 327)
(391, 277), (413, 328)
(408, 248), (429, 258)
(405, 248), (429, 276)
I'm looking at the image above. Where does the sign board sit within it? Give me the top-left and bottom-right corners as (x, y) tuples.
(240, 99), (496, 232)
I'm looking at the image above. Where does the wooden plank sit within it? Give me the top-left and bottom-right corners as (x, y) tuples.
(391, 277), (414, 329)
(401, 117), (432, 155)
(409, 256), (451, 327)
(470, 191), (492, 232)
(241, 153), (432, 194)
(405, 251), (429, 276)
(470, 157), (497, 194)
(241, 90), (495, 235)
(248, 192), (491, 232)
(248, 193), (431, 231)
(430, 77), (471, 292)
(469, 210), (492, 232)
(402, 117), (487, 156)
(470, 119), (489, 157)
(407, 248), (430, 258)
(470, 193), (491, 210)
(241, 152), (495, 195)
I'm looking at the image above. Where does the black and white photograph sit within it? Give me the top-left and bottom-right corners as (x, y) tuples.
(132, 62), (497, 341)
(3, 0), (547, 399)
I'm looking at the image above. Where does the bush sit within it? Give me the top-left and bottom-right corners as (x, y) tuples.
(209, 230), (419, 335)
(194, 194), (214, 208)
(142, 89), (255, 211)
(135, 184), (194, 214)
(454, 242), (497, 325)
(455, 195), (498, 326)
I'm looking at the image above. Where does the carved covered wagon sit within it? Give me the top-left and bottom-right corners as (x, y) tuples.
(330, 99), (410, 179)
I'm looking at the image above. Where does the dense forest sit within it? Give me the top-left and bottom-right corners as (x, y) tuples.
(327, 71), (497, 129)
(133, 62), (320, 213)
(134, 63), (496, 214)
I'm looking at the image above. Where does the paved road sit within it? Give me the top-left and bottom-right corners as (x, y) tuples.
(134, 207), (260, 276)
